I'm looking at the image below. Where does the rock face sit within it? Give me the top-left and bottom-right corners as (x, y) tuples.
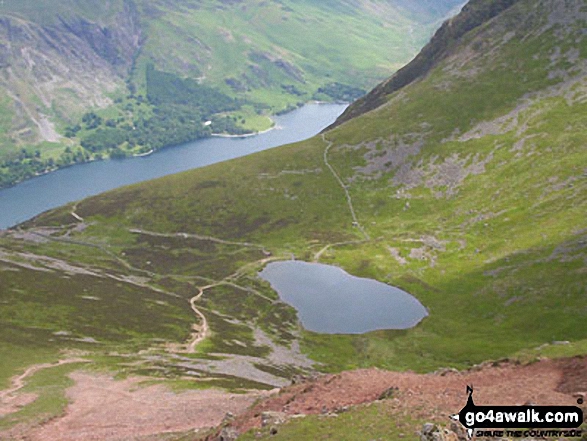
(0, 0), (141, 143)
(420, 422), (467, 441)
(57, 0), (141, 73)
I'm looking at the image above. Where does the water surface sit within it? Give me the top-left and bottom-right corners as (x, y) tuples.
(0, 103), (347, 229)
(259, 261), (428, 334)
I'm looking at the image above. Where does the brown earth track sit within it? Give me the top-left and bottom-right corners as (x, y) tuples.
(0, 359), (89, 417)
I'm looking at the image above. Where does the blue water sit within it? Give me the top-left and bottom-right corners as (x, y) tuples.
(0, 103), (346, 229)
(259, 261), (428, 334)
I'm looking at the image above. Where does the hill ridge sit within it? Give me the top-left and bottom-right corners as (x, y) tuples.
(328, 0), (522, 129)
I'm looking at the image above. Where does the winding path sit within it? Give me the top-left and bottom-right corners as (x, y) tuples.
(0, 358), (89, 404)
(26, 230), (154, 277)
(129, 228), (268, 251)
(187, 285), (213, 352)
(313, 239), (371, 262)
(70, 202), (84, 222)
(322, 134), (370, 240)
(13, 226), (278, 355)
(185, 255), (280, 353)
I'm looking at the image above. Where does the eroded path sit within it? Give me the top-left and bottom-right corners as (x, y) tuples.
(313, 239), (370, 262)
(185, 255), (281, 353)
(128, 228), (282, 353)
(322, 134), (370, 241)
(186, 284), (213, 352)
(0, 358), (89, 417)
(129, 228), (268, 250)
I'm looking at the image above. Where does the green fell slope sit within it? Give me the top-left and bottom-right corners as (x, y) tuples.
(0, 0), (462, 188)
(0, 0), (586, 432)
(331, 0), (522, 127)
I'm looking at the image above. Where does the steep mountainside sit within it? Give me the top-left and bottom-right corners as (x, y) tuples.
(329, 0), (521, 127)
(0, 0), (586, 438)
(0, 1), (140, 141)
(0, 0), (463, 188)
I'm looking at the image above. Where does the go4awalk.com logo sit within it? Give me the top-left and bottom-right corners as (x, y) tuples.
(451, 386), (584, 439)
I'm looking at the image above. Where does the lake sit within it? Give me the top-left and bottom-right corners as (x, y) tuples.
(258, 261), (428, 334)
(0, 103), (347, 229)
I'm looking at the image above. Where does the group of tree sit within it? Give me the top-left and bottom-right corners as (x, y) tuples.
(313, 82), (365, 102)
(75, 65), (244, 157)
(68, 68), (365, 163)
(0, 147), (89, 189)
(1, 67), (358, 190)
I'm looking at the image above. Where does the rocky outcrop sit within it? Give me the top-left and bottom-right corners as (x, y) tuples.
(57, 0), (141, 74)
(0, 0), (142, 144)
(420, 422), (467, 441)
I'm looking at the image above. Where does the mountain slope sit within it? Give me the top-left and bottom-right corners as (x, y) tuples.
(329, 0), (521, 127)
(0, 0), (586, 437)
(0, 0), (463, 188)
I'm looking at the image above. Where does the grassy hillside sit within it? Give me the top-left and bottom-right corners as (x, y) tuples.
(0, 0), (586, 436)
(0, 0), (463, 188)
(331, 0), (522, 127)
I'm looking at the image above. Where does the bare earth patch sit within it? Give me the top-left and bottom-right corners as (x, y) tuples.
(0, 392), (38, 418)
(8, 372), (270, 441)
(0, 358), (89, 418)
(228, 357), (587, 436)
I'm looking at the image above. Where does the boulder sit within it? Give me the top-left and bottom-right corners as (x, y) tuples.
(260, 411), (287, 427)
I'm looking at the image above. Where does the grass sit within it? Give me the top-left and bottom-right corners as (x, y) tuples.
(17, 0), (584, 372)
(0, 256), (195, 391)
(513, 338), (587, 363)
(221, 106), (275, 134)
(0, 345), (58, 391)
(140, 0), (427, 92)
(0, 0), (124, 25)
(0, 362), (85, 431)
(239, 402), (425, 441)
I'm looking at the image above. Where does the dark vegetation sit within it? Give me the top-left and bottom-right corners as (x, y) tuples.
(313, 82), (366, 102)
(0, 147), (90, 189)
(0, 64), (370, 189)
(0, 0), (468, 190)
(77, 65), (243, 157)
(0, 61), (245, 188)
(1, 0), (586, 438)
(0, 261), (192, 350)
(145, 65), (237, 113)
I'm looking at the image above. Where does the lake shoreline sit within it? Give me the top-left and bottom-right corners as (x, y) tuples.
(259, 260), (428, 334)
(0, 102), (347, 192)
(211, 124), (280, 138)
(0, 103), (349, 229)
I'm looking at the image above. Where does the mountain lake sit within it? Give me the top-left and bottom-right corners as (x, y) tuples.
(259, 260), (428, 334)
